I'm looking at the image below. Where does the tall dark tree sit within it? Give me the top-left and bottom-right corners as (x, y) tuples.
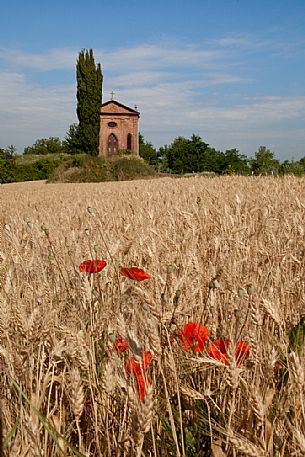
(76, 49), (103, 155)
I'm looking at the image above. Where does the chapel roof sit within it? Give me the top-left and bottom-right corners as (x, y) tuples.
(101, 100), (140, 116)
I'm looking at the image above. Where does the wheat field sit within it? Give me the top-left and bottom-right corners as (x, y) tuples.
(0, 176), (305, 456)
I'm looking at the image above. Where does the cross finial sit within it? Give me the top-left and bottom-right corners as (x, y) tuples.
(110, 90), (115, 101)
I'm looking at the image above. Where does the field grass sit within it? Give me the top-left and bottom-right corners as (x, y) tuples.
(0, 176), (305, 456)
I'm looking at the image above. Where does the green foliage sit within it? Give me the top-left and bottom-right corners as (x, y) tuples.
(76, 49), (103, 156)
(288, 316), (305, 354)
(49, 155), (110, 183)
(14, 155), (66, 182)
(139, 132), (161, 168)
(280, 159), (305, 175)
(222, 148), (250, 175)
(161, 134), (226, 174)
(251, 146), (280, 175)
(3, 131), (305, 183)
(160, 397), (211, 456)
(111, 155), (154, 181)
(64, 123), (84, 154)
(0, 148), (16, 183)
(49, 154), (154, 183)
(12, 378), (87, 457)
(23, 137), (66, 155)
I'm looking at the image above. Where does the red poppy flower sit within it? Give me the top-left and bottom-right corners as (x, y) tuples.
(114, 336), (129, 353)
(120, 267), (151, 281)
(141, 351), (152, 369)
(125, 351), (152, 375)
(177, 322), (209, 353)
(134, 372), (150, 401)
(125, 351), (152, 401)
(235, 340), (250, 364)
(79, 259), (107, 273)
(207, 338), (231, 365)
(208, 339), (250, 366)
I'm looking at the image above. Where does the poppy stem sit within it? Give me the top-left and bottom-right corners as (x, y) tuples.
(198, 287), (211, 339)
(236, 294), (252, 341)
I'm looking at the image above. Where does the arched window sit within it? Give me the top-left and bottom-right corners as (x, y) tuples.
(108, 133), (118, 155)
(127, 133), (132, 150)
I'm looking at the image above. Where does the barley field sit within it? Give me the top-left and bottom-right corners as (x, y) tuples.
(0, 176), (305, 456)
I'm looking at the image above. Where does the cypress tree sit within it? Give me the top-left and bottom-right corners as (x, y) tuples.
(76, 49), (103, 155)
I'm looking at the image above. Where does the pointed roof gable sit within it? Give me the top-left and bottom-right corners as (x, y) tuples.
(101, 100), (140, 116)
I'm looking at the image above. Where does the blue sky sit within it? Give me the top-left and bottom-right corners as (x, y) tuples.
(1, 0), (305, 160)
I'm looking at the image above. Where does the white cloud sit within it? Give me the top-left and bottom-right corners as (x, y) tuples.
(97, 42), (225, 72)
(0, 42), (224, 72)
(0, 71), (76, 151)
(0, 47), (76, 71)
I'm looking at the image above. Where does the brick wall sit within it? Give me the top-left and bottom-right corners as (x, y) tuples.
(99, 101), (139, 157)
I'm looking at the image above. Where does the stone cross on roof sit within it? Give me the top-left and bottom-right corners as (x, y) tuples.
(110, 90), (115, 100)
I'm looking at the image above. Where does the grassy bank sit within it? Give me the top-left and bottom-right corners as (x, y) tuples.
(12, 153), (155, 183)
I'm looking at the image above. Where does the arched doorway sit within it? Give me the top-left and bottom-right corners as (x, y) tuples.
(108, 133), (118, 155)
(127, 133), (132, 150)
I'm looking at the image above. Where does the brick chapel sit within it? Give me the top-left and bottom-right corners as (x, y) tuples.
(99, 97), (140, 157)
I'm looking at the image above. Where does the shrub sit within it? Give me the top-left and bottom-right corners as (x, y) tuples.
(23, 137), (66, 155)
(14, 156), (65, 182)
(110, 155), (154, 181)
(49, 154), (155, 183)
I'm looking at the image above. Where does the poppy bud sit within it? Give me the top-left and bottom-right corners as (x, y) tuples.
(175, 290), (181, 299)
(209, 279), (220, 289)
(41, 225), (49, 236)
(246, 284), (254, 296)
(237, 287), (245, 299)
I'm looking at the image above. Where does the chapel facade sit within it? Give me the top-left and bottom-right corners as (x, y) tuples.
(99, 99), (140, 157)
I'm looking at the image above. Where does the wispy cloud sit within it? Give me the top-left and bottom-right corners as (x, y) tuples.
(97, 42), (226, 72)
(0, 47), (76, 71)
(0, 71), (76, 149)
(0, 41), (226, 72)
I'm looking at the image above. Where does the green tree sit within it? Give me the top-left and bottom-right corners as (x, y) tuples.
(162, 134), (224, 174)
(166, 136), (192, 173)
(280, 159), (305, 176)
(76, 49), (103, 155)
(64, 123), (83, 154)
(139, 133), (160, 168)
(222, 148), (250, 175)
(0, 148), (16, 183)
(5, 145), (17, 157)
(251, 146), (280, 175)
(23, 137), (65, 155)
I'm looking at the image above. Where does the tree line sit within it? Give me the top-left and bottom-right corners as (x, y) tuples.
(1, 132), (305, 184)
(139, 133), (305, 176)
